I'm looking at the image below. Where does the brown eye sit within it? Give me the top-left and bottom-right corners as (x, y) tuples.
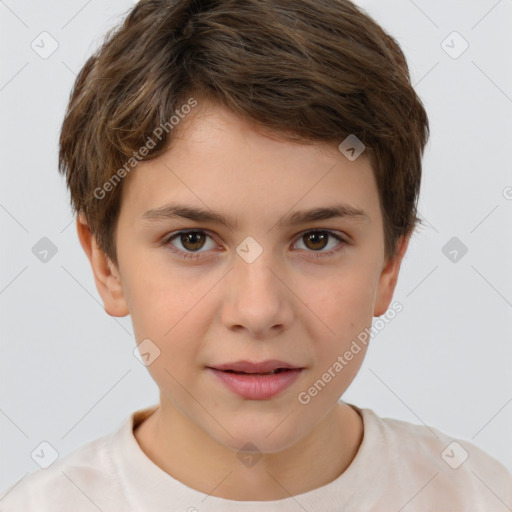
(303, 231), (329, 251)
(166, 230), (216, 256)
(294, 230), (345, 257)
(179, 232), (206, 251)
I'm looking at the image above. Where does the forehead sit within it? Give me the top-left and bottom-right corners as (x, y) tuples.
(118, 101), (380, 228)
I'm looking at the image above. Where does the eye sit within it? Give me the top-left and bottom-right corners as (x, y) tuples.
(163, 228), (347, 261)
(164, 230), (217, 260)
(293, 230), (346, 258)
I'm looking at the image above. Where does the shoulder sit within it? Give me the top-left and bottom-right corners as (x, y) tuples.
(0, 428), (127, 511)
(356, 405), (512, 509)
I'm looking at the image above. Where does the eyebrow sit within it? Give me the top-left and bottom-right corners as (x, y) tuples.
(141, 202), (370, 230)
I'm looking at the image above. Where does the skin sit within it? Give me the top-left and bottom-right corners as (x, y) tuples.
(77, 99), (410, 500)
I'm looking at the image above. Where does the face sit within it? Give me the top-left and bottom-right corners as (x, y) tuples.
(88, 100), (407, 454)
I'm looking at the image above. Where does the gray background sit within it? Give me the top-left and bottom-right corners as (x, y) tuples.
(1, 0), (511, 494)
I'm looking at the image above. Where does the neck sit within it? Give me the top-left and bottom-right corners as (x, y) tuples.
(134, 399), (363, 501)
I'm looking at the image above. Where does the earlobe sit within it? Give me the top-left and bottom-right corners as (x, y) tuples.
(76, 213), (129, 317)
(373, 233), (411, 317)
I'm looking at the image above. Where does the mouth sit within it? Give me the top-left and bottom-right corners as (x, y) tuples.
(208, 359), (304, 374)
(221, 368), (293, 375)
(206, 360), (305, 400)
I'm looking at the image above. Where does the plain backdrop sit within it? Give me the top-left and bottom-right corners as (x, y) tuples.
(1, 0), (511, 493)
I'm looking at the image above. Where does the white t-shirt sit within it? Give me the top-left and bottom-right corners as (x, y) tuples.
(1, 403), (511, 511)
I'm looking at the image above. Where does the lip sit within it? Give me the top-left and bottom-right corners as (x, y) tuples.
(206, 360), (304, 400)
(209, 359), (302, 373)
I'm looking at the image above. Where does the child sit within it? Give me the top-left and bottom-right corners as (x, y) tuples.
(2, 0), (511, 510)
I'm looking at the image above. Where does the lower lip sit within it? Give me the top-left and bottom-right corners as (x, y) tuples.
(207, 368), (303, 400)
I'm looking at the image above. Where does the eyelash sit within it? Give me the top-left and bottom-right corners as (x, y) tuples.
(162, 229), (347, 261)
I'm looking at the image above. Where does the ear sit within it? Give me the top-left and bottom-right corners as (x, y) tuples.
(76, 213), (129, 317)
(373, 232), (411, 317)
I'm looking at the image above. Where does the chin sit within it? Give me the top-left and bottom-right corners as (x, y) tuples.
(207, 413), (307, 455)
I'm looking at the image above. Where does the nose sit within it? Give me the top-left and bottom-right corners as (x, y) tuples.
(221, 247), (294, 339)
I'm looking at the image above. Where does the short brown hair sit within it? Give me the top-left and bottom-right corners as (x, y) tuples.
(59, 0), (429, 266)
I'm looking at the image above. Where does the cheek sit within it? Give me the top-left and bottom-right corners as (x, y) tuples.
(306, 279), (375, 397)
(299, 270), (377, 395)
(310, 267), (378, 338)
(121, 246), (197, 329)
(122, 262), (222, 377)
(126, 278), (205, 401)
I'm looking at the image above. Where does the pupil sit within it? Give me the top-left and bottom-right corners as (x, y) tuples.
(182, 232), (204, 251)
(306, 232), (327, 250)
